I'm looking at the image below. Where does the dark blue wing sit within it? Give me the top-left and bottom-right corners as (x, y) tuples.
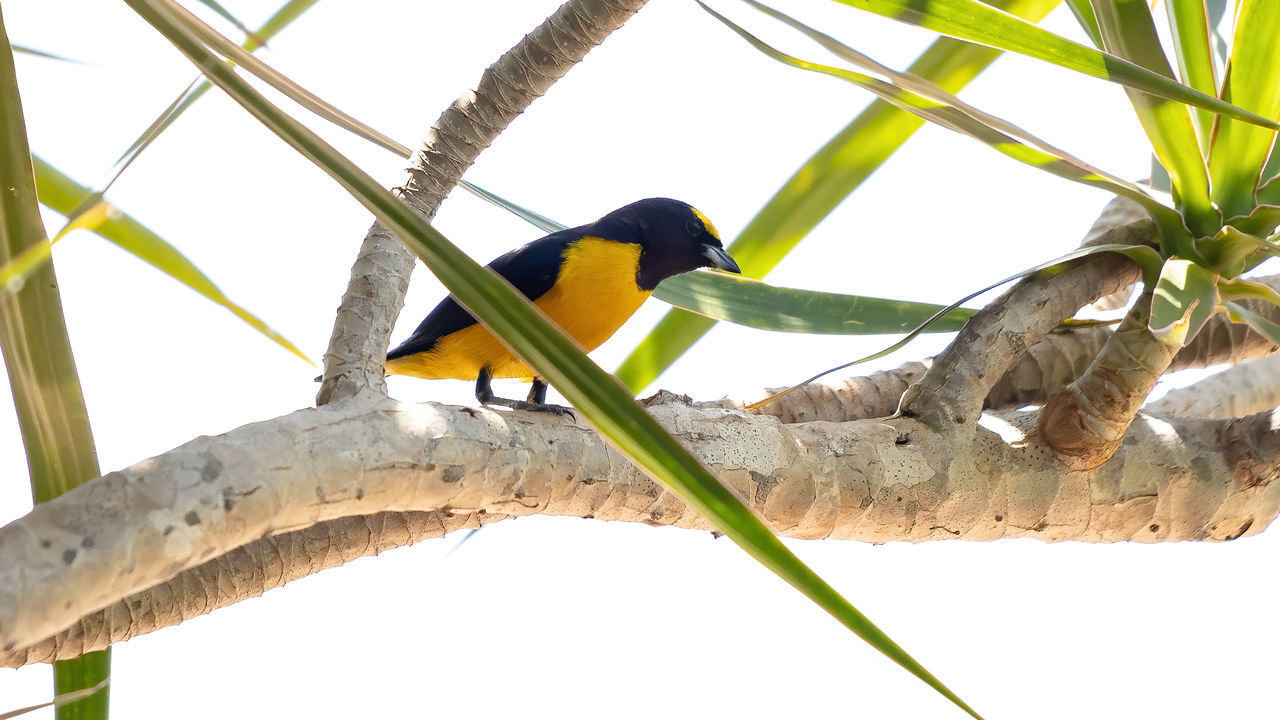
(386, 229), (581, 360)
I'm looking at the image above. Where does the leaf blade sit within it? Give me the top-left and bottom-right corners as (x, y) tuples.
(616, 0), (1061, 393)
(1208, 0), (1280, 217)
(126, 1), (983, 715)
(653, 272), (976, 334)
(830, 0), (1280, 129)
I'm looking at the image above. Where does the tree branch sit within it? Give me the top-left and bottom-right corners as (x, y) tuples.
(1146, 355), (1280, 418)
(2, 392), (1277, 665)
(898, 198), (1151, 428)
(315, 0), (648, 405)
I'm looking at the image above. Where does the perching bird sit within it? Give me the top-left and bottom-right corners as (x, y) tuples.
(386, 197), (740, 413)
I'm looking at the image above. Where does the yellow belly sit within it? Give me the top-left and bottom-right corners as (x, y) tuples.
(385, 237), (651, 381)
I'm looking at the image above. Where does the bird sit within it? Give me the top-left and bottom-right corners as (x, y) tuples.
(385, 197), (741, 414)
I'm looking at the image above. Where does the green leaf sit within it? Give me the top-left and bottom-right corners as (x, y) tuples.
(1218, 277), (1280, 305)
(1090, 0), (1215, 236)
(616, 0), (1061, 393)
(126, 1), (983, 715)
(829, 0), (1280, 130)
(122, 1), (561, 240)
(699, 2), (1188, 237)
(1194, 226), (1277, 277)
(1149, 258), (1219, 345)
(1258, 175), (1280, 207)
(654, 271), (976, 334)
(751, 242), (1164, 408)
(24, 156), (311, 364)
(1208, 0), (1280, 218)
(1223, 204), (1280, 238)
(1224, 300), (1280, 344)
(108, 0), (321, 190)
(0, 27), (110, 720)
(1065, 0), (1103, 46)
(1164, 0), (1218, 143)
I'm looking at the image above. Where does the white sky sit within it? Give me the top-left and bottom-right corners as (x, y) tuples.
(1, 0), (1276, 718)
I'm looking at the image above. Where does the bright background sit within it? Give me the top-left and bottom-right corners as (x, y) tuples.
(1, 0), (1276, 717)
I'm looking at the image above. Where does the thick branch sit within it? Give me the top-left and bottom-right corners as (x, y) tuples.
(898, 198), (1151, 428)
(1146, 355), (1280, 418)
(1040, 292), (1178, 468)
(2, 392), (1276, 664)
(316, 0), (648, 404)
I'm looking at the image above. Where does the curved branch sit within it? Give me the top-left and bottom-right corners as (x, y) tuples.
(898, 198), (1151, 428)
(316, 0), (649, 405)
(3, 393), (1277, 664)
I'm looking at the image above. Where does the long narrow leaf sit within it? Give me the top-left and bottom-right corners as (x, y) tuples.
(107, 0), (320, 197)
(829, 0), (1280, 129)
(616, 0), (1062, 393)
(742, 0), (1192, 239)
(1065, 0), (1103, 45)
(749, 242), (1164, 408)
(10, 44), (85, 64)
(1164, 0), (1218, 143)
(1208, 0), (1280, 218)
(0, 22), (110, 720)
(700, 3), (1187, 235)
(654, 272), (976, 334)
(143, 1), (564, 229)
(26, 156), (311, 363)
(1090, 0), (1215, 237)
(126, 1), (983, 715)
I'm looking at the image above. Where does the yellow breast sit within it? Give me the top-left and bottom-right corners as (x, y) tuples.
(387, 237), (651, 381)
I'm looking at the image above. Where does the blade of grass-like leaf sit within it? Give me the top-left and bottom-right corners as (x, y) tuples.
(147, 1), (564, 231)
(828, 0), (1280, 129)
(700, 3), (1188, 237)
(740, 0), (1195, 240)
(1165, 0), (1217, 143)
(10, 44), (86, 64)
(1209, 0), (1280, 218)
(193, 0), (264, 47)
(1065, 0), (1103, 45)
(616, 0), (1061, 393)
(127, 0), (983, 715)
(1088, 0), (1215, 238)
(108, 0), (320, 195)
(0, 679), (111, 720)
(0, 22), (110, 720)
(23, 156), (311, 363)
(748, 242), (1163, 408)
(654, 271), (976, 333)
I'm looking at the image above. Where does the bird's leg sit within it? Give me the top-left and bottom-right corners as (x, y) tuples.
(527, 378), (548, 404)
(474, 368), (573, 416)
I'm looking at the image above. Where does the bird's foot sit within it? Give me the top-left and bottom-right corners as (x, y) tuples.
(508, 400), (575, 418)
(480, 398), (575, 418)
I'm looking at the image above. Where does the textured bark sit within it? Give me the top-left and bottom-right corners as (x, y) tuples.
(898, 198), (1151, 428)
(2, 392), (1277, 665)
(2, 510), (502, 667)
(1146, 355), (1280, 418)
(315, 0), (649, 405)
(1040, 292), (1179, 468)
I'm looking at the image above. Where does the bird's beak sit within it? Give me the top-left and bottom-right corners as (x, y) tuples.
(702, 245), (741, 274)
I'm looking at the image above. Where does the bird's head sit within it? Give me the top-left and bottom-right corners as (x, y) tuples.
(594, 197), (741, 290)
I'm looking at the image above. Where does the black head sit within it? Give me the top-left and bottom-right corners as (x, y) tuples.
(591, 198), (741, 291)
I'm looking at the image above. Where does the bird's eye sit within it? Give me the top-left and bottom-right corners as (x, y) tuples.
(685, 218), (704, 237)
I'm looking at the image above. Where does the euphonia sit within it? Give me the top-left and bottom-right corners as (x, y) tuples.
(386, 197), (740, 413)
